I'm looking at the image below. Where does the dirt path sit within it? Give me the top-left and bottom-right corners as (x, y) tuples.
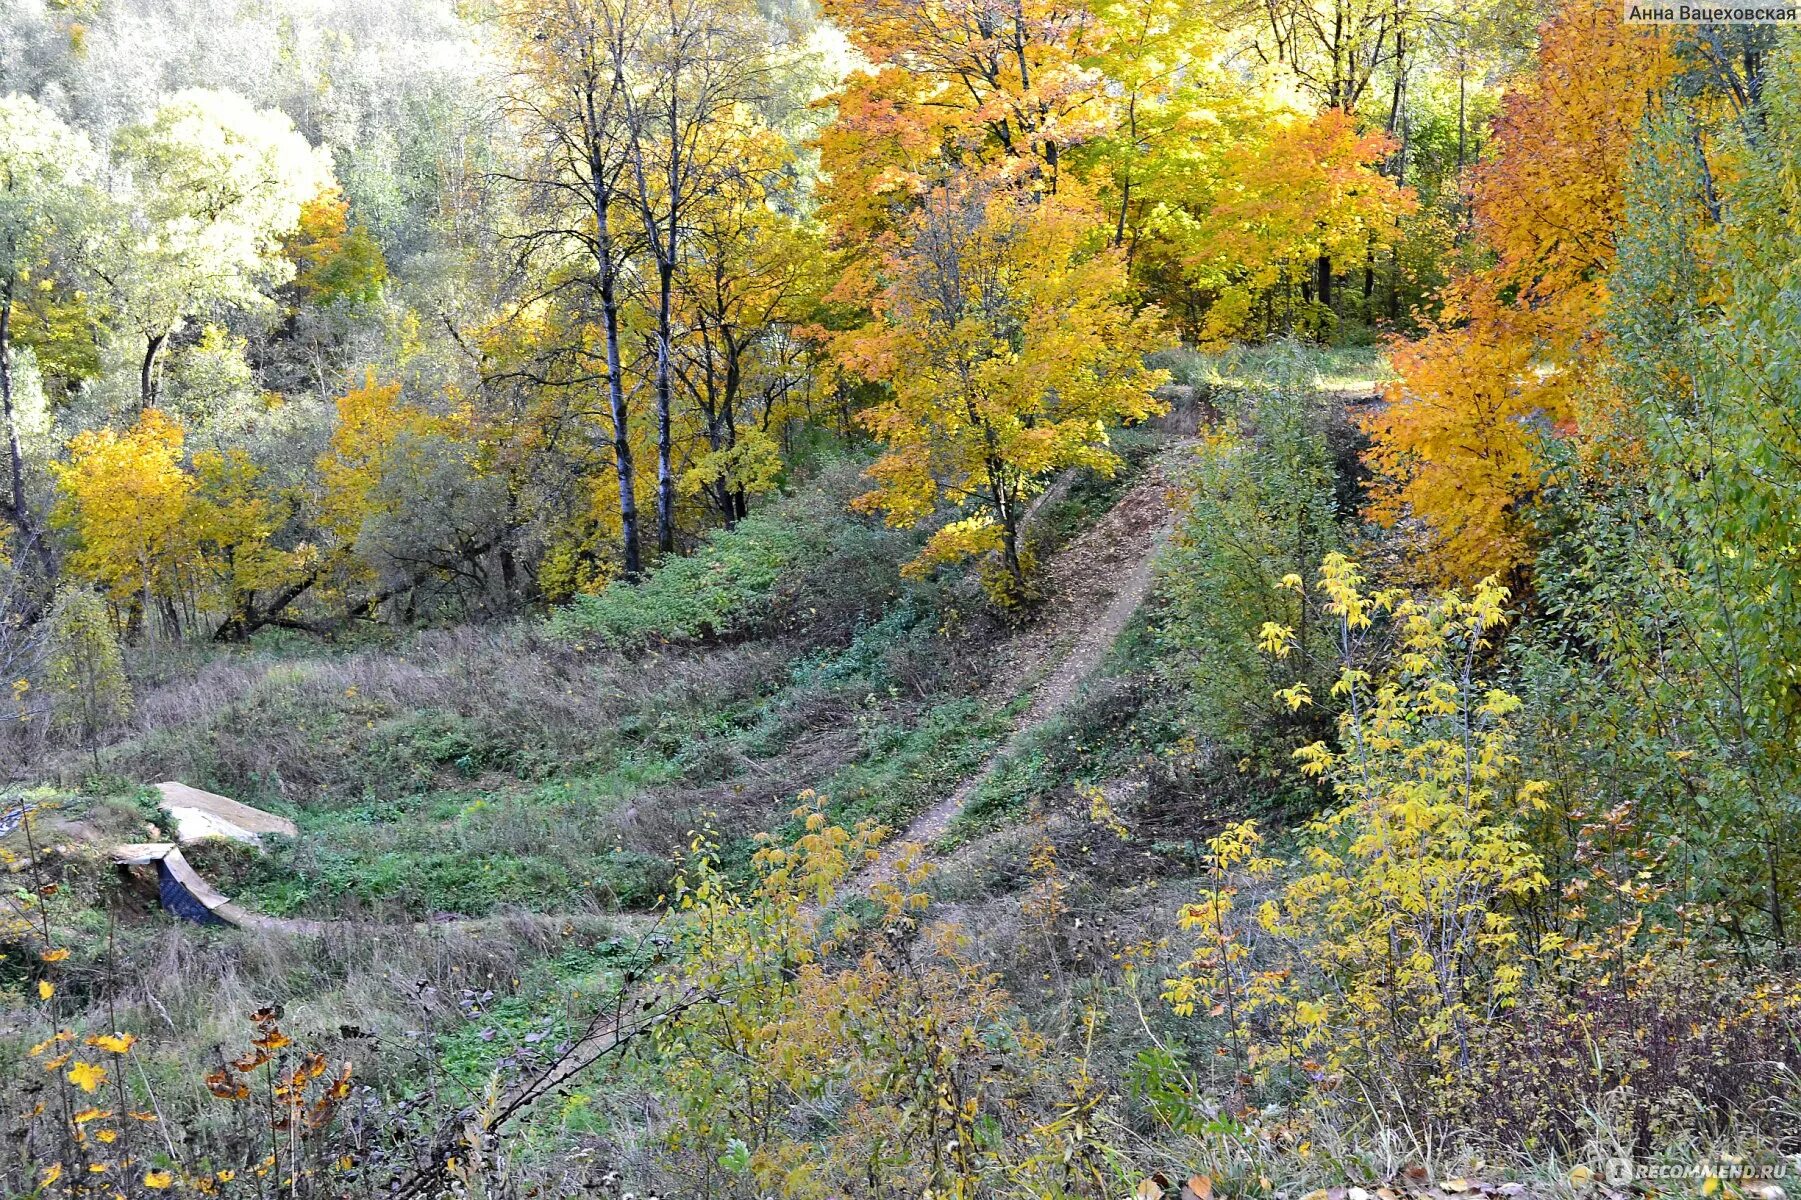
(860, 441), (1188, 892)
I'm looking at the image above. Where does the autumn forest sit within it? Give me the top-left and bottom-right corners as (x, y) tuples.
(1, 0), (1797, 1196)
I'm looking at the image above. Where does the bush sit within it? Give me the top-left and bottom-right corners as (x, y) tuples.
(551, 462), (921, 652)
(1151, 343), (1343, 781)
(551, 512), (805, 649)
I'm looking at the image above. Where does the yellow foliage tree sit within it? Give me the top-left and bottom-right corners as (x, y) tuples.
(285, 186), (387, 306)
(50, 409), (196, 610)
(52, 408), (308, 635)
(838, 183), (1166, 597)
(49, 375), (468, 638)
(189, 448), (297, 626)
(318, 371), (461, 561)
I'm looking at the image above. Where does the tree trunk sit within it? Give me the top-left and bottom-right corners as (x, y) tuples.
(595, 197), (641, 581)
(1387, 22), (1405, 136)
(723, 344), (745, 525)
(1114, 97), (1136, 248)
(499, 544), (519, 604)
(655, 257), (676, 554)
(989, 458), (1025, 592)
(140, 331), (167, 410)
(0, 287), (56, 582)
(159, 594), (182, 642)
(1389, 244), (1402, 322)
(1457, 65), (1467, 172)
(1315, 254), (1333, 314)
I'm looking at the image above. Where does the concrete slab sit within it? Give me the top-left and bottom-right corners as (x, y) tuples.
(154, 782), (296, 844)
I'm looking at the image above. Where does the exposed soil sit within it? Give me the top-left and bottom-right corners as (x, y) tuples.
(859, 440), (1190, 891)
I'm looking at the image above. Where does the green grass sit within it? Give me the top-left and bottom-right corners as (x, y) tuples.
(227, 682), (1013, 918)
(231, 759), (687, 916)
(820, 697), (1014, 829)
(435, 938), (652, 1081)
(549, 507), (813, 649)
(1150, 341), (1392, 396)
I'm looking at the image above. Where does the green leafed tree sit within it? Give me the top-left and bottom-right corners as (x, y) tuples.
(0, 94), (96, 581)
(1154, 345), (1344, 786)
(45, 587), (132, 767)
(82, 89), (331, 410)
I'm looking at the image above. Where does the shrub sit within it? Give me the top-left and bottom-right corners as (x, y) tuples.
(551, 511), (805, 649)
(551, 462), (919, 652)
(45, 588), (132, 764)
(1152, 343), (1343, 784)
(1168, 558), (1550, 1109)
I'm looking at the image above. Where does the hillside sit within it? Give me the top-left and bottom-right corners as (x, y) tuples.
(4, 1), (1801, 1198)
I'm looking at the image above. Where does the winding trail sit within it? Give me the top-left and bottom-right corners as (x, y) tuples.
(859, 441), (1187, 893)
(445, 441), (1192, 1173)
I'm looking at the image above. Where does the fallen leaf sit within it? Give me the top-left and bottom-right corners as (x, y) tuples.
(1138, 1180), (1164, 1200)
(1184, 1177), (1214, 1200)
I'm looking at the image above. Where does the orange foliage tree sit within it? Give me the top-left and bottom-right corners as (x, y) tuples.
(816, 0), (1101, 234)
(1366, 0), (1680, 581)
(817, 0), (1415, 342)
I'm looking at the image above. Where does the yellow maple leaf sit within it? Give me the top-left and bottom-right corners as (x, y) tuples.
(144, 1169), (175, 1190)
(66, 1061), (108, 1092)
(37, 979), (53, 1001)
(86, 1032), (137, 1054)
